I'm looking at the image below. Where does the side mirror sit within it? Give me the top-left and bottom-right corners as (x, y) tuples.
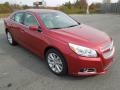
(29, 26), (42, 32)
(29, 26), (39, 31)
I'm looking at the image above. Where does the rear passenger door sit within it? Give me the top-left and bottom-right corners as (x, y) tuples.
(12, 12), (25, 44)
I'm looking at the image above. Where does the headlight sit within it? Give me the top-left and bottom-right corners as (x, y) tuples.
(69, 43), (97, 58)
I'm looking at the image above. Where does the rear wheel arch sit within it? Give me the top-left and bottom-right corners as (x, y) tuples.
(5, 28), (9, 34)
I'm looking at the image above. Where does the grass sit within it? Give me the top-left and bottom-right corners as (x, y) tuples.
(0, 13), (10, 18)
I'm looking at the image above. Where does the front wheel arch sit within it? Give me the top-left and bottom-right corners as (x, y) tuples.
(44, 46), (66, 61)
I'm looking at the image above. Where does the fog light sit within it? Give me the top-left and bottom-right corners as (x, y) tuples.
(80, 68), (96, 73)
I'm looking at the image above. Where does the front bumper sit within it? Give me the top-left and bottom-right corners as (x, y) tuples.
(65, 47), (115, 76)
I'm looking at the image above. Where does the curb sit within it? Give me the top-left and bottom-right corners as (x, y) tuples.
(0, 19), (5, 23)
(0, 18), (5, 21)
(0, 18), (3, 21)
(0, 18), (4, 23)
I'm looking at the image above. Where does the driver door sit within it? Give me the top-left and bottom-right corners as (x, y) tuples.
(21, 12), (45, 56)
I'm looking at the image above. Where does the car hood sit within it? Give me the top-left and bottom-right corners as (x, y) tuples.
(49, 24), (111, 48)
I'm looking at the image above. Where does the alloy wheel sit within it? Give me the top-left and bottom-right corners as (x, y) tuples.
(47, 53), (63, 73)
(7, 32), (13, 44)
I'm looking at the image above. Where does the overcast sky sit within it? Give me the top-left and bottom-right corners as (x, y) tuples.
(0, 0), (119, 6)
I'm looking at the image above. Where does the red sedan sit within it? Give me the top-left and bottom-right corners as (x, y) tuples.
(4, 9), (115, 76)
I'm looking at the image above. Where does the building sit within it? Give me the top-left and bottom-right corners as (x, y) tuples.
(103, 0), (111, 3)
(33, 0), (46, 8)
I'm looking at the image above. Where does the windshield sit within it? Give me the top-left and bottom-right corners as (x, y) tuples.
(39, 12), (79, 29)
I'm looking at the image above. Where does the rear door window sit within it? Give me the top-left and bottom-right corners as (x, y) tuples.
(14, 12), (24, 23)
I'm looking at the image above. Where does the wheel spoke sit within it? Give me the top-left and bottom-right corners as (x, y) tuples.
(49, 53), (55, 60)
(48, 55), (53, 61)
(57, 64), (63, 70)
(48, 60), (54, 65)
(56, 64), (63, 72)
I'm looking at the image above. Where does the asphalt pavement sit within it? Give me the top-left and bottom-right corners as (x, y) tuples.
(0, 14), (120, 90)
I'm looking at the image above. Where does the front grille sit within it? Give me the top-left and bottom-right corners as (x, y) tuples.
(101, 41), (115, 59)
(103, 47), (115, 59)
(101, 41), (113, 52)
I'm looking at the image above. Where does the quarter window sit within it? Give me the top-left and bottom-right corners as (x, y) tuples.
(23, 13), (38, 26)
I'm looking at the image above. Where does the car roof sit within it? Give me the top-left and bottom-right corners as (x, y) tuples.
(16, 9), (60, 13)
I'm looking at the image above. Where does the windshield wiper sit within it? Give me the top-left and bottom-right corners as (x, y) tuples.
(49, 27), (62, 29)
(66, 24), (79, 28)
(49, 24), (80, 29)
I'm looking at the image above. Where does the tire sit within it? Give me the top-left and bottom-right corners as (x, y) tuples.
(45, 49), (68, 76)
(6, 31), (17, 45)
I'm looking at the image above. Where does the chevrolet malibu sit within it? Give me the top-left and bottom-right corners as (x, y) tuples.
(4, 9), (115, 76)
